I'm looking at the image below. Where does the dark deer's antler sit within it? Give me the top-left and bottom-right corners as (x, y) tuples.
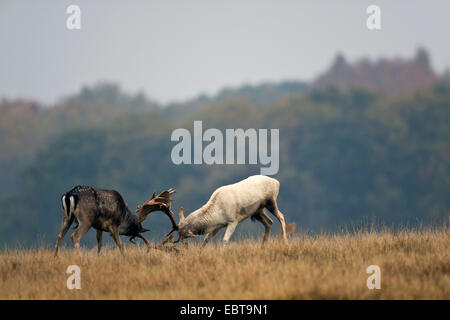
(136, 188), (178, 235)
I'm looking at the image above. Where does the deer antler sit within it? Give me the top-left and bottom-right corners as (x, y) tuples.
(136, 188), (178, 234)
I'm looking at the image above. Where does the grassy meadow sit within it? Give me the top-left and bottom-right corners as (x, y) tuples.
(0, 229), (448, 299)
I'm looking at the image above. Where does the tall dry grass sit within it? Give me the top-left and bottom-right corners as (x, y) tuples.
(0, 229), (448, 299)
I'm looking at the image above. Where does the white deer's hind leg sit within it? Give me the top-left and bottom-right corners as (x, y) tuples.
(222, 221), (238, 245)
(252, 209), (273, 244)
(266, 198), (288, 244)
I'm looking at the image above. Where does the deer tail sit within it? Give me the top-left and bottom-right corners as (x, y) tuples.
(61, 194), (77, 217)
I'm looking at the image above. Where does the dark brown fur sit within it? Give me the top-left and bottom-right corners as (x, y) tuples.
(54, 186), (150, 256)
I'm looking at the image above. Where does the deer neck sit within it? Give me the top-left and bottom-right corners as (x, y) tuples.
(185, 203), (217, 235)
(119, 207), (142, 235)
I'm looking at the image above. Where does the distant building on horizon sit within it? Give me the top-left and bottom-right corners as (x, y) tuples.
(312, 48), (439, 97)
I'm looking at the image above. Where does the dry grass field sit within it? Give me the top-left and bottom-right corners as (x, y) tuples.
(0, 229), (449, 299)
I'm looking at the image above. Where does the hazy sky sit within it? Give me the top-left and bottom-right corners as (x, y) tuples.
(1, 1), (449, 105)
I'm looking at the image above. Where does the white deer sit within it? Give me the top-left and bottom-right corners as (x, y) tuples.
(164, 175), (292, 246)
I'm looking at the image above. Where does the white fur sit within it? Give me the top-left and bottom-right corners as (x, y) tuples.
(179, 175), (287, 244)
(69, 196), (75, 216)
(62, 195), (67, 216)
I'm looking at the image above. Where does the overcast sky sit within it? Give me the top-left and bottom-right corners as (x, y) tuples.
(1, 1), (449, 105)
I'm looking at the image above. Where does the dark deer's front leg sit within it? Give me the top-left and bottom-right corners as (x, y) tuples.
(136, 234), (153, 251)
(109, 226), (124, 254)
(96, 230), (103, 255)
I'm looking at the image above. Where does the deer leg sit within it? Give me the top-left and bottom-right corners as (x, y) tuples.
(222, 221), (238, 245)
(180, 236), (188, 247)
(266, 198), (288, 244)
(202, 228), (220, 247)
(252, 209), (273, 245)
(54, 214), (74, 257)
(71, 222), (91, 252)
(109, 227), (124, 254)
(96, 230), (103, 255)
(136, 234), (153, 251)
(160, 234), (174, 246)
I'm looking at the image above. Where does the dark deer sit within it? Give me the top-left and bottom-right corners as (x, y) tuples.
(54, 186), (176, 256)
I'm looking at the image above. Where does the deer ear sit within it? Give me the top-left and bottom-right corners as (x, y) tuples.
(179, 207), (185, 223)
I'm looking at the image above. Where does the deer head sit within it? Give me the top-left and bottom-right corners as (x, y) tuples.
(170, 207), (198, 244)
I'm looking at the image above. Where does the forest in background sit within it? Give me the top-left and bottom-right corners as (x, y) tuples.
(0, 49), (449, 247)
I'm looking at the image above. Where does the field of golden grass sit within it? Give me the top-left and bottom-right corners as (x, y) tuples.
(0, 229), (448, 299)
